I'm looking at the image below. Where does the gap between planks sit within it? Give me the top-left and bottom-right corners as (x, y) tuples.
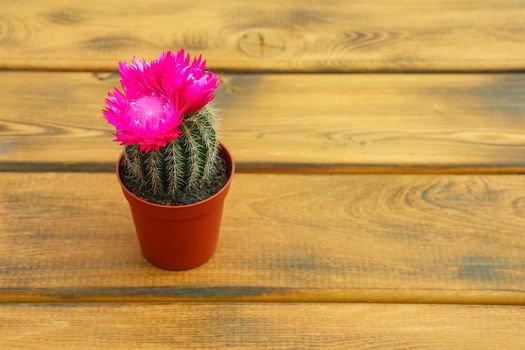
(5, 67), (525, 74)
(2, 161), (525, 175)
(1, 292), (525, 306)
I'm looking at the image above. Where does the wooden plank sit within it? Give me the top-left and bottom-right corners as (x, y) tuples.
(1, 1), (525, 72)
(2, 72), (525, 173)
(1, 302), (524, 349)
(1, 172), (525, 303)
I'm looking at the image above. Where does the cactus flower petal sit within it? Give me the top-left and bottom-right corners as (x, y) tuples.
(103, 50), (219, 151)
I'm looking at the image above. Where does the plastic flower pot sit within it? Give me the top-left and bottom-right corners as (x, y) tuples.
(116, 143), (234, 271)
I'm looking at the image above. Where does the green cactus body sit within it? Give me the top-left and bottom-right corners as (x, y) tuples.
(123, 105), (221, 198)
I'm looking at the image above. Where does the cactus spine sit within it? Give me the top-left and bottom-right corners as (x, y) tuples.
(123, 104), (220, 197)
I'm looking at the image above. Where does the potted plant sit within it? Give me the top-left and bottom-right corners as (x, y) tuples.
(103, 50), (234, 270)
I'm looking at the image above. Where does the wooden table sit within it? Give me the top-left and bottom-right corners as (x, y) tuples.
(1, 1), (525, 348)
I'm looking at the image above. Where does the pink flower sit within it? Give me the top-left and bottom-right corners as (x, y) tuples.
(103, 50), (219, 152)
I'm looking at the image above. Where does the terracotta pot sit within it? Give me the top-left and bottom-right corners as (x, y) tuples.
(116, 143), (235, 271)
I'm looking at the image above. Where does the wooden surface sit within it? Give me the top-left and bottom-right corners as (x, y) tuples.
(1, 303), (524, 349)
(1, 172), (525, 304)
(1, 0), (525, 348)
(2, 72), (525, 173)
(1, 1), (525, 72)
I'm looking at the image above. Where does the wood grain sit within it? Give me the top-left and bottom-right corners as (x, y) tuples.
(2, 72), (525, 173)
(1, 302), (524, 349)
(1, 172), (525, 303)
(1, 1), (525, 72)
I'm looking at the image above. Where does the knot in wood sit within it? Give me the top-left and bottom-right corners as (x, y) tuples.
(237, 31), (286, 58)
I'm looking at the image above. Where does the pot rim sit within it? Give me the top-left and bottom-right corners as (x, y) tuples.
(116, 142), (235, 209)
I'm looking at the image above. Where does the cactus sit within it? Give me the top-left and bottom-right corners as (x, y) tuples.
(103, 50), (223, 203)
(122, 104), (221, 197)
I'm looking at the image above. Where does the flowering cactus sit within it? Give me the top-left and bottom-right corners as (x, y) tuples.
(103, 50), (221, 197)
